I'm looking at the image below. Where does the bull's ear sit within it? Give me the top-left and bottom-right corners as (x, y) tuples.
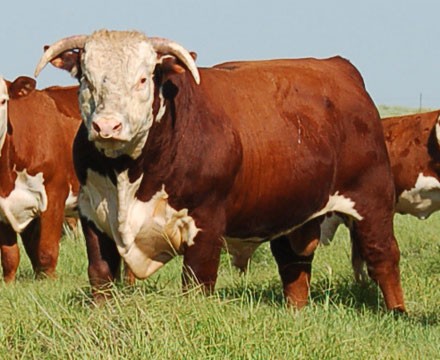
(159, 51), (198, 78)
(8, 76), (36, 99)
(44, 45), (82, 80)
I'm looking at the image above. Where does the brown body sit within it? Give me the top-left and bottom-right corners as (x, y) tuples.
(0, 77), (80, 281)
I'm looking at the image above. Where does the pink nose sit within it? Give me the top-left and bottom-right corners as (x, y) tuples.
(92, 119), (122, 139)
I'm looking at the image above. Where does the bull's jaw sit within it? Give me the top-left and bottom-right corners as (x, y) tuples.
(91, 128), (149, 159)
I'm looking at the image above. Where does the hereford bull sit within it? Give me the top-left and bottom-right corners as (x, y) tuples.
(35, 29), (405, 311)
(0, 76), (80, 282)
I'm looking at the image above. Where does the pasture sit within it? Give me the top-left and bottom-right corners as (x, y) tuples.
(0, 106), (439, 359)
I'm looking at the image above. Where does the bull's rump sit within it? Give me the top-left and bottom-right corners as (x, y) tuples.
(194, 58), (390, 237)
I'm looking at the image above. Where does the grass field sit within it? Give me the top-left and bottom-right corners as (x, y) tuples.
(1, 106), (439, 359)
(0, 214), (439, 359)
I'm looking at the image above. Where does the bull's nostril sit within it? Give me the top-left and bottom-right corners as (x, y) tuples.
(92, 122), (101, 133)
(113, 123), (122, 132)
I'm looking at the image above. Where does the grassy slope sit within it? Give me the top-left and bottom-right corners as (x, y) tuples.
(1, 106), (439, 359)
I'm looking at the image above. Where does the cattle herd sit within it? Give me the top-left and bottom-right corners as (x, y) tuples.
(0, 29), (439, 313)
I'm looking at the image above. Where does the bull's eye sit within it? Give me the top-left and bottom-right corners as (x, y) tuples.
(137, 77), (148, 90)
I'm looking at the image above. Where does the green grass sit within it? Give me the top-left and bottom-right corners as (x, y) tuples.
(0, 212), (439, 359)
(377, 104), (434, 117)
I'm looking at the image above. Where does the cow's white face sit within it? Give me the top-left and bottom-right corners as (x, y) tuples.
(79, 32), (159, 158)
(0, 77), (9, 155)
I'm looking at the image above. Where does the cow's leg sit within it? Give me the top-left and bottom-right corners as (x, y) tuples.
(270, 220), (319, 309)
(21, 194), (64, 278)
(81, 217), (121, 299)
(0, 223), (19, 282)
(350, 215), (405, 312)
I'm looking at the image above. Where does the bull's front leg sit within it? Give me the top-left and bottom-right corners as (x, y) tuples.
(81, 217), (121, 300)
(181, 211), (225, 294)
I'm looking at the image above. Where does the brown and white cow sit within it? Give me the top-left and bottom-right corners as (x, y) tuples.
(35, 29), (405, 311)
(0, 76), (80, 282)
(382, 110), (440, 218)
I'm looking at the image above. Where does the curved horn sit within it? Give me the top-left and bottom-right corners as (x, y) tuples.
(34, 35), (88, 77)
(149, 37), (200, 85)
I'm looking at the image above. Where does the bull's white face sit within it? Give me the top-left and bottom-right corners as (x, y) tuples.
(79, 32), (159, 158)
(0, 77), (9, 155)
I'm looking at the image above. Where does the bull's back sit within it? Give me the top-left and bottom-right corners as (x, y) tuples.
(198, 58), (386, 235)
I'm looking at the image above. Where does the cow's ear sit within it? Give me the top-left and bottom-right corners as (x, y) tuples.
(158, 51), (198, 79)
(8, 76), (36, 99)
(45, 46), (82, 80)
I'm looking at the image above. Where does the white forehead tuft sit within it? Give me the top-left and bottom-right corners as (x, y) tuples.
(83, 30), (157, 86)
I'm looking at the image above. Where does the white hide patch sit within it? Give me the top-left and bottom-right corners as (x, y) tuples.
(64, 187), (78, 217)
(396, 173), (440, 219)
(435, 114), (440, 145)
(223, 192), (362, 264)
(79, 169), (199, 279)
(0, 77), (9, 156)
(263, 191), (362, 242)
(0, 168), (47, 232)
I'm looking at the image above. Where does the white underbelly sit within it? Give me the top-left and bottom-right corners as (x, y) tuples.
(396, 173), (440, 219)
(0, 168), (47, 232)
(79, 169), (199, 279)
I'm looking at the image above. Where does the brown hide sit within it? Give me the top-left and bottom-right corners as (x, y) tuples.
(382, 110), (440, 198)
(0, 77), (80, 282)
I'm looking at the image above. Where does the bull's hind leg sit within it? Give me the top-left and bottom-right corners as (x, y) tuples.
(350, 212), (405, 312)
(270, 219), (320, 308)
(0, 223), (19, 282)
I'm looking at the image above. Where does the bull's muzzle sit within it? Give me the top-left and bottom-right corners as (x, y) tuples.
(92, 119), (122, 140)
